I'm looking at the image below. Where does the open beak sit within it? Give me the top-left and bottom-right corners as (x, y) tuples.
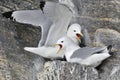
(76, 33), (83, 43)
(53, 44), (62, 54)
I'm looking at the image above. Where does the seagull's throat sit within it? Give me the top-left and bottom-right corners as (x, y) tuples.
(76, 34), (81, 43)
(57, 44), (63, 54)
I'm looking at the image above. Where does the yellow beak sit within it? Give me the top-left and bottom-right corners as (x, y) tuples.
(53, 44), (62, 54)
(80, 33), (83, 37)
(76, 33), (83, 43)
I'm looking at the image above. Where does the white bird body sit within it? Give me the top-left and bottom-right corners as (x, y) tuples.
(65, 47), (110, 67)
(80, 52), (110, 67)
(56, 37), (111, 67)
(70, 47), (110, 67)
(24, 46), (64, 59)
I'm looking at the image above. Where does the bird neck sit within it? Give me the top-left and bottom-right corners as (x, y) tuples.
(67, 35), (80, 46)
(71, 37), (79, 45)
(65, 37), (80, 51)
(65, 43), (80, 61)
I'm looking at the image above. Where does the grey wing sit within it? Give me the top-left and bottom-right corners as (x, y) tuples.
(11, 2), (64, 26)
(44, 3), (73, 46)
(38, 21), (53, 46)
(72, 0), (80, 10)
(12, 9), (53, 46)
(70, 47), (107, 59)
(8, 1), (72, 46)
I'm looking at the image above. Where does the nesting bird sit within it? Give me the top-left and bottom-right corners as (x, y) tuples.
(55, 37), (111, 67)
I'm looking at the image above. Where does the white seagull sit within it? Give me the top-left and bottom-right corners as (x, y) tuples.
(24, 23), (83, 59)
(55, 37), (111, 67)
(2, 0), (79, 47)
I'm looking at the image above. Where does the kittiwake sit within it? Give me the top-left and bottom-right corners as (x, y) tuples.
(55, 37), (112, 67)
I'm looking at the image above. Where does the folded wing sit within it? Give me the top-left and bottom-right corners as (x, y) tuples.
(70, 47), (107, 59)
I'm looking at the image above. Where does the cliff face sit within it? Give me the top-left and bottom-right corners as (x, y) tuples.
(0, 0), (120, 80)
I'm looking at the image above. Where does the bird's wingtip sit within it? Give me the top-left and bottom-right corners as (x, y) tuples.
(24, 47), (33, 51)
(24, 47), (37, 51)
(2, 11), (14, 19)
(107, 45), (112, 51)
(24, 47), (29, 51)
(107, 45), (115, 55)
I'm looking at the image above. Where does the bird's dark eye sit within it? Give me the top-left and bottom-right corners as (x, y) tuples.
(74, 30), (76, 32)
(61, 41), (64, 43)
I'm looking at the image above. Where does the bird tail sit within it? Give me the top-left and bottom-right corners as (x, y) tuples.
(24, 47), (36, 53)
(107, 45), (113, 55)
(2, 11), (14, 19)
(24, 47), (45, 55)
(107, 45), (112, 52)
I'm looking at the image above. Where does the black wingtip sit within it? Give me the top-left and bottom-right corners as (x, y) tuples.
(2, 11), (14, 19)
(107, 45), (114, 55)
(107, 45), (112, 51)
(40, 1), (46, 14)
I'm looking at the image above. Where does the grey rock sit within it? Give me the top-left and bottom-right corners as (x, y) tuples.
(0, 15), (45, 80)
(0, 0), (41, 12)
(75, 0), (120, 40)
(94, 28), (120, 49)
(108, 65), (120, 80)
(82, 28), (92, 46)
(38, 61), (98, 80)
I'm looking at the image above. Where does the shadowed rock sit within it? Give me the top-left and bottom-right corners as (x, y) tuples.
(0, 14), (45, 80)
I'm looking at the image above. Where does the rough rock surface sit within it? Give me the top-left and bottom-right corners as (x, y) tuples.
(94, 28), (120, 49)
(38, 61), (98, 80)
(0, 14), (45, 80)
(0, 0), (120, 80)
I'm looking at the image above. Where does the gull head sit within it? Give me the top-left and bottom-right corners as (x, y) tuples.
(55, 37), (72, 54)
(67, 23), (83, 45)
